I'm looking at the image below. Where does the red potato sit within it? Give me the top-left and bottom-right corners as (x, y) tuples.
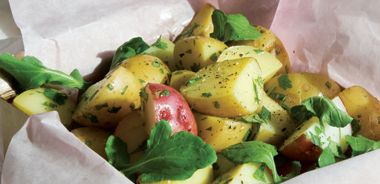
(141, 83), (197, 135)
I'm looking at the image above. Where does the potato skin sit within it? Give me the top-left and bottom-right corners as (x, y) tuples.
(72, 67), (142, 128)
(264, 73), (341, 109)
(172, 36), (227, 71)
(231, 26), (291, 73)
(175, 4), (215, 41)
(169, 70), (196, 90)
(281, 134), (322, 162)
(114, 111), (148, 153)
(339, 86), (380, 140)
(120, 55), (170, 86)
(181, 58), (263, 117)
(71, 127), (111, 158)
(195, 113), (251, 152)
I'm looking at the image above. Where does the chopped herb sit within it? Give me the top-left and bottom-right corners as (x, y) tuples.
(139, 79), (146, 84)
(121, 85), (129, 95)
(159, 90), (170, 97)
(43, 88), (68, 105)
(278, 74), (292, 90)
(325, 81), (332, 89)
(151, 36), (168, 49)
(210, 53), (218, 62)
(159, 68), (164, 74)
(152, 60), (161, 68)
(253, 81), (261, 104)
(190, 63), (201, 72)
(107, 83), (114, 91)
(108, 106), (122, 113)
(84, 140), (93, 147)
(178, 23), (199, 38)
(129, 103), (136, 111)
(240, 107), (271, 124)
(42, 101), (58, 109)
(88, 90), (99, 101)
(140, 90), (148, 102)
(213, 101), (220, 109)
(186, 76), (202, 86)
(95, 103), (109, 110)
(254, 49), (263, 54)
(377, 116), (380, 124)
(205, 127), (213, 131)
(84, 113), (98, 123)
(201, 92), (212, 97)
(185, 49), (192, 54)
(242, 128), (252, 141)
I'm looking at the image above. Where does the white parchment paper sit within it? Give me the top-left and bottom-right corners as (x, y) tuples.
(0, 0), (380, 183)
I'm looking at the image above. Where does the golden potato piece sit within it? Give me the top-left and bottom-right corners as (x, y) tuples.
(71, 127), (111, 158)
(120, 55), (170, 86)
(172, 36), (227, 71)
(195, 113), (251, 152)
(175, 4), (215, 41)
(72, 67), (142, 128)
(232, 26), (291, 73)
(181, 58), (263, 117)
(264, 73), (341, 109)
(143, 37), (175, 65)
(339, 86), (380, 140)
(114, 111), (148, 153)
(13, 88), (75, 127)
(169, 70), (196, 90)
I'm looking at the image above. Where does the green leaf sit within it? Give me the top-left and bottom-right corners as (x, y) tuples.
(278, 74), (292, 90)
(210, 9), (261, 42)
(239, 106), (271, 124)
(121, 121), (217, 183)
(318, 147), (336, 167)
(151, 36), (168, 49)
(346, 135), (380, 156)
(221, 141), (281, 183)
(290, 96), (353, 128)
(111, 37), (150, 68)
(43, 88), (68, 105)
(253, 164), (271, 183)
(0, 53), (86, 90)
(105, 135), (130, 170)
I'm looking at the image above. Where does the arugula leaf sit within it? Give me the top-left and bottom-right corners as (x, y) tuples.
(151, 36), (168, 49)
(253, 164), (271, 183)
(0, 53), (86, 90)
(318, 147), (336, 167)
(43, 88), (68, 105)
(120, 120), (217, 182)
(105, 135), (130, 170)
(239, 107), (271, 124)
(210, 9), (261, 42)
(221, 141), (281, 183)
(111, 37), (150, 68)
(278, 74), (292, 90)
(346, 135), (380, 156)
(290, 96), (353, 128)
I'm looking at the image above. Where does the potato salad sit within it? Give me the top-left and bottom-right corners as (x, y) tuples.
(1, 4), (380, 184)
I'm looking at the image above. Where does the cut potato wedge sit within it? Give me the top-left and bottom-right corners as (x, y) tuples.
(181, 58), (263, 117)
(231, 26), (290, 73)
(264, 73), (341, 109)
(339, 86), (380, 140)
(13, 88), (75, 127)
(120, 55), (170, 86)
(195, 113), (251, 152)
(169, 70), (196, 90)
(251, 94), (297, 146)
(140, 166), (213, 184)
(280, 116), (352, 161)
(171, 36), (227, 71)
(175, 4), (215, 41)
(72, 67), (142, 128)
(212, 163), (273, 184)
(114, 111), (148, 153)
(143, 37), (175, 65)
(71, 127), (111, 158)
(217, 46), (282, 82)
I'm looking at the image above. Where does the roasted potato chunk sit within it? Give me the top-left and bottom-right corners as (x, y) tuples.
(71, 127), (111, 158)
